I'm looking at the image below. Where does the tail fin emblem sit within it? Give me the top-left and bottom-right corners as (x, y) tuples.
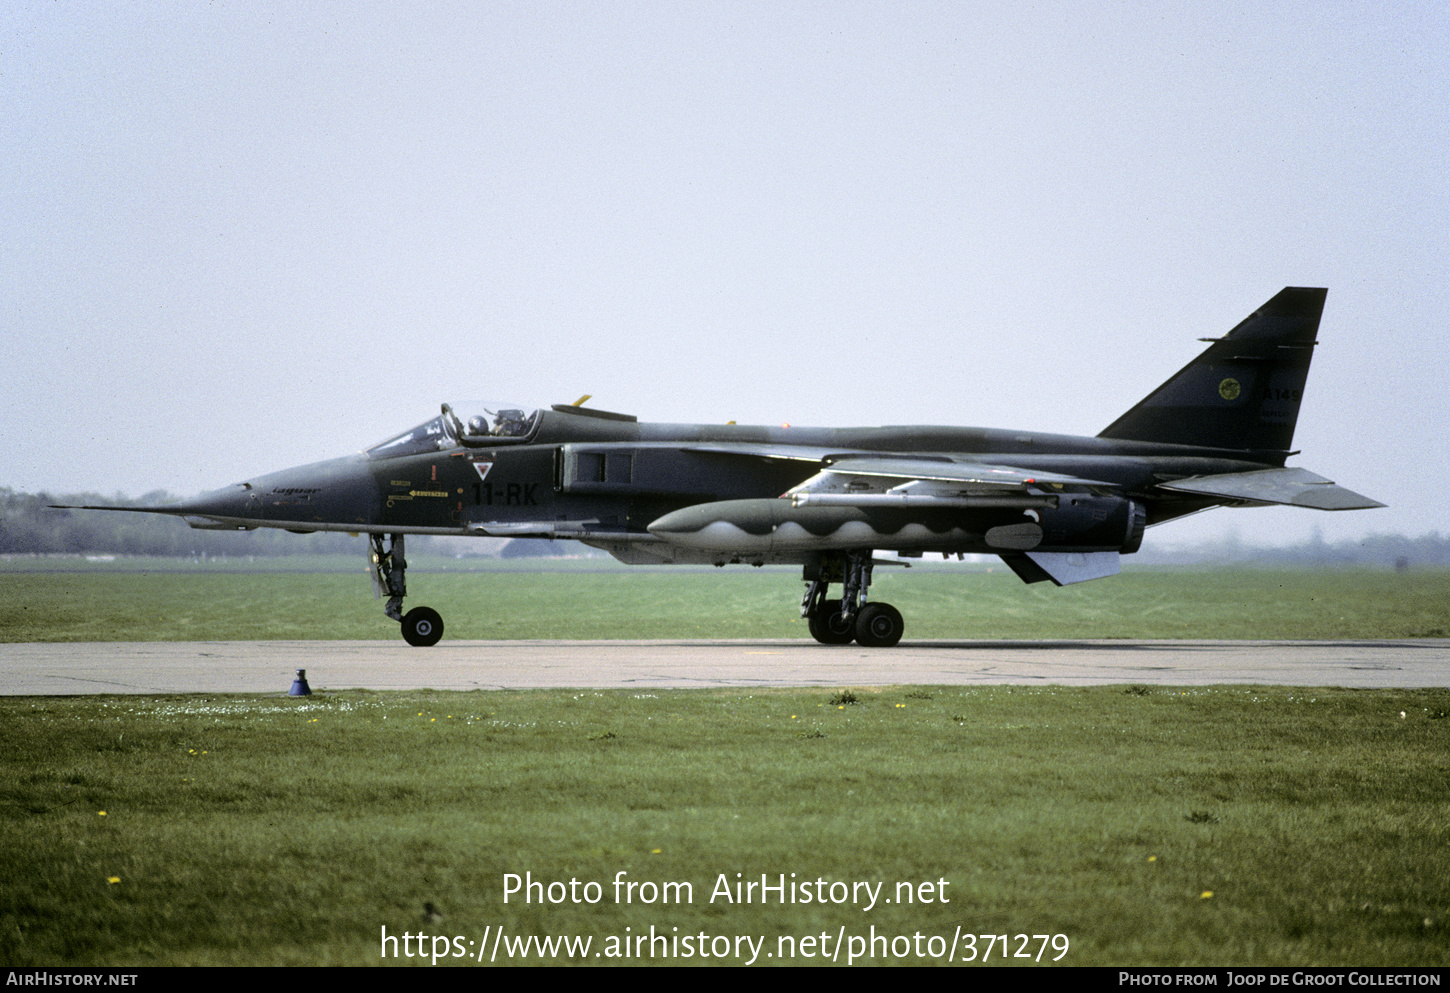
(1218, 378), (1241, 401)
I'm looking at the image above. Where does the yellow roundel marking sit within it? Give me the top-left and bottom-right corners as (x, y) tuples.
(1218, 377), (1241, 401)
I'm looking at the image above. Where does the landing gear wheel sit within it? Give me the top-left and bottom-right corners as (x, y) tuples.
(808, 599), (856, 645)
(855, 602), (903, 648)
(401, 606), (444, 647)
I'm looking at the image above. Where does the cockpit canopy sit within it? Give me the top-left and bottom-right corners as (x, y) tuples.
(366, 404), (542, 460)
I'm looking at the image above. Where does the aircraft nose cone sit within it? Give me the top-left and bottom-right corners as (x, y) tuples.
(173, 456), (378, 529)
(246, 456), (379, 526)
(168, 483), (258, 520)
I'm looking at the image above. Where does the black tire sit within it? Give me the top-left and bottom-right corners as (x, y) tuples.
(808, 599), (856, 645)
(401, 606), (444, 647)
(855, 602), (904, 648)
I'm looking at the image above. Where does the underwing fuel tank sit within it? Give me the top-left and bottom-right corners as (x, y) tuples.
(648, 495), (1145, 555)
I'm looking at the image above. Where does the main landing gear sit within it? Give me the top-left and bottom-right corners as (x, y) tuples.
(370, 533), (445, 647)
(801, 549), (905, 648)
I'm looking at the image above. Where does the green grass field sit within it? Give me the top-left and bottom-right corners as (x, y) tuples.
(2, 563), (1447, 967)
(3, 563), (1449, 642)
(2, 685), (1447, 966)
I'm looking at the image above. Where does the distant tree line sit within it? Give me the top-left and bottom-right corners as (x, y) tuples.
(1247, 531), (1450, 570)
(0, 488), (362, 556)
(0, 488), (579, 558)
(1121, 528), (1450, 570)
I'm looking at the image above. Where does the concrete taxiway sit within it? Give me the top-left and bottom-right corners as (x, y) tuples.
(1, 639), (1445, 695)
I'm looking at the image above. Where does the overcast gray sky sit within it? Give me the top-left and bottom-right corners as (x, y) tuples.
(5, 1), (1445, 549)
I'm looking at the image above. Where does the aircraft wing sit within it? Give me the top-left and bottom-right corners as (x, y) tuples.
(785, 456), (1114, 509)
(1156, 467), (1384, 510)
(769, 456), (1133, 586)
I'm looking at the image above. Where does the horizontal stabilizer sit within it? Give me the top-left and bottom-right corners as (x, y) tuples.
(1157, 467), (1384, 510)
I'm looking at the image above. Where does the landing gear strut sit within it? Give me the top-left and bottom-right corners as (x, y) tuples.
(370, 533), (445, 647)
(801, 549), (904, 648)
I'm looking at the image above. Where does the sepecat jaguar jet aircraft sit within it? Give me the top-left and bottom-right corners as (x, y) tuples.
(59, 287), (1381, 647)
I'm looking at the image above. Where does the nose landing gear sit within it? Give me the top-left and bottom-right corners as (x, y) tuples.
(370, 533), (445, 647)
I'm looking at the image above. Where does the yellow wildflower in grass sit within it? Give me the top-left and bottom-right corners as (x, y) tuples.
(97, 811), (106, 817)
(1200, 891), (1214, 899)
(107, 877), (120, 884)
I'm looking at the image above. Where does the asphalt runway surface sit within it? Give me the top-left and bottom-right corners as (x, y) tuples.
(1, 639), (1446, 695)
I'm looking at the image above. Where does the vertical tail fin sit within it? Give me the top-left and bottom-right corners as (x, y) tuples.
(1097, 287), (1326, 456)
